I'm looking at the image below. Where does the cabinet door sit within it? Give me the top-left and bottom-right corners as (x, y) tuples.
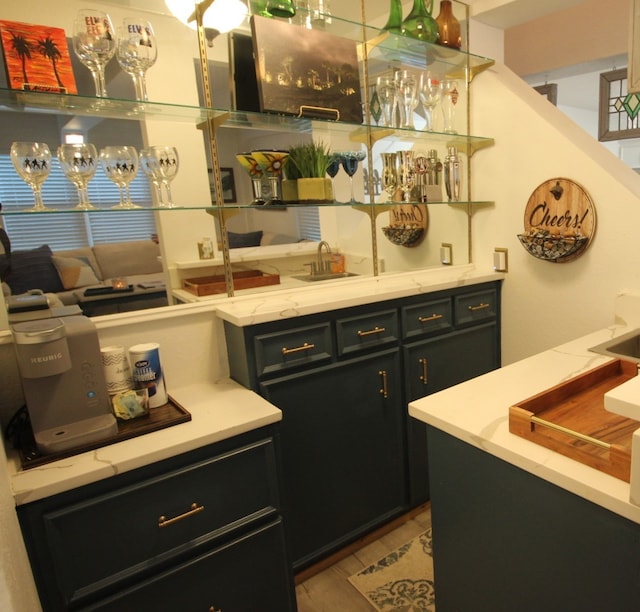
(261, 349), (406, 570)
(404, 323), (499, 505)
(83, 519), (295, 612)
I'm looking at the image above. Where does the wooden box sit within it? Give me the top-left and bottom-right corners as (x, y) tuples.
(509, 359), (640, 482)
(182, 270), (280, 296)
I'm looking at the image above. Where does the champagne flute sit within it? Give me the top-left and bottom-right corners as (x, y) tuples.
(441, 78), (459, 134)
(395, 70), (419, 129)
(99, 145), (141, 209)
(419, 71), (443, 132)
(73, 9), (116, 98)
(116, 18), (157, 102)
(10, 142), (53, 212)
(341, 151), (366, 203)
(57, 143), (99, 210)
(376, 75), (396, 128)
(147, 145), (179, 207)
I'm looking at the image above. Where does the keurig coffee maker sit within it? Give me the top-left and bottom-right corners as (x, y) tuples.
(11, 315), (117, 454)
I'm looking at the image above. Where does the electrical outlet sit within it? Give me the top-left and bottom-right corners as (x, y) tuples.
(493, 247), (508, 272)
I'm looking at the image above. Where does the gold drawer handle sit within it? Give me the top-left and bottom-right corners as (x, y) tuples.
(282, 342), (315, 355)
(468, 302), (490, 312)
(419, 358), (428, 384)
(418, 314), (443, 323)
(158, 502), (204, 528)
(379, 370), (388, 398)
(358, 326), (385, 337)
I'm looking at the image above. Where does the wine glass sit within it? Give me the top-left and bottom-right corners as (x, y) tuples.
(419, 71), (443, 132)
(147, 146), (179, 208)
(397, 150), (416, 203)
(326, 153), (341, 201)
(251, 150), (289, 206)
(139, 149), (163, 204)
(236, 153), (266, 206)
(395, 70), (419, 129)
(441, 78), (459, 134)
(381, 152), (399, 202)
(340, 151), (366, 203)
(99, 146), (141, 209)
(116, 18), (157, 102)
(10, 142), (53, 212)
(72, 9), (116, 98)
(57, 143), (99, 210)
(376, 75), (396, 128)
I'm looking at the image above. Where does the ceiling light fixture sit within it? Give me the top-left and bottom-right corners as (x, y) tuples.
(165, 0), (248, 39)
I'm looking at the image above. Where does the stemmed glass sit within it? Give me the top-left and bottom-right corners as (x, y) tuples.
(10, 142), (53, 212)
(341, 151), (366, 203)
(251, 150), (289, 206)
(147, 145), (179, 207)
(99, 145), (141, 209)
(376, 75), (396, 128)
(116, 18), (157, 102)
(139, 149), (163, 204)
(57, 143), (99, 210)
(72, 9), (116, 98)
(441, 78), (459, 134)
(397, 150), (416, 203)
(236, 153), (266, 206)
(419, 71), (443, 132)
(326, 153), (341, 201)
(395, 70), (419, 129)
(381, 152), (399, 202)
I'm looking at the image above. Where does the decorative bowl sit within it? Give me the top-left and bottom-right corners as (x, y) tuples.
(517, 231), (588, 261)
(382, 225), (424, 247)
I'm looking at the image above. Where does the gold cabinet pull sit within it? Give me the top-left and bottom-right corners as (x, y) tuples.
(419, 358), (428, 384)
(468, 302), (490, 311)
(418, 314), (443, 323)
(358, 326), (385, 337)
(282, 342), (315, 355)
(158, 502), (204, 528)
(379, 370), (388, 398)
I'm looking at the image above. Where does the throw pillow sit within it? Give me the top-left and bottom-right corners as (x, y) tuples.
(51, 255), (101, 289)
(6, 245), (64, 295)
(227, 230), (263, 248)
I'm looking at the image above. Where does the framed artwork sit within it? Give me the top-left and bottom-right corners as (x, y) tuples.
(209, 167), (237, 203)
(630, 0), (640, 93)
(250, 15), (363, 123)
(0, 20), (77, 94)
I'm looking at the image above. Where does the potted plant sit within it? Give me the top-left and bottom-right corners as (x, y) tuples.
(284, 141), (334, 203)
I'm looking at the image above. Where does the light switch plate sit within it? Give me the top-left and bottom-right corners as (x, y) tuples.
(493, 247), (508, 272)
(441, 242), (452, 265)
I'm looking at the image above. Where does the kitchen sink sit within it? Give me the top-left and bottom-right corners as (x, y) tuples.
(292, 272), (359, 282)
(589, 329), (640, 363)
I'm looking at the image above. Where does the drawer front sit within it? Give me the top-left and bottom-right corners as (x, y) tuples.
(36, 438), (279, 608)
(454, 288), (498, 326)
(402, 297), (453, 340)
(336, 309), (399, 356)
(254, 322), (333, 377)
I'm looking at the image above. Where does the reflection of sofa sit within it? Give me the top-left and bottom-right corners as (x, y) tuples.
(4, 240), (168, 316)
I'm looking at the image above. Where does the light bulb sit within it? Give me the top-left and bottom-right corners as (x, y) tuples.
(164, 0), (248, 34)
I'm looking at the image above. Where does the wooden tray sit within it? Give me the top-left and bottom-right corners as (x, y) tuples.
(182, 270), (280, 296)
(509, 359), (640, 482)
(18, 396), (191, 470)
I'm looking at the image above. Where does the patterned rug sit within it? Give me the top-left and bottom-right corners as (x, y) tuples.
(348, 528), (436, 611)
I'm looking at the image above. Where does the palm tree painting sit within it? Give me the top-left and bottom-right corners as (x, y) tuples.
(0, 20), (77, 94)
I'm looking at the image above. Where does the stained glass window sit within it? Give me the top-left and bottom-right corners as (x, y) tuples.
(598, 68), (640, 141)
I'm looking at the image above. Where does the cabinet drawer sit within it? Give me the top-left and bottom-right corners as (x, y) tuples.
(454, 288), (498, 326)
(336, 309), (398, 356)
(402, 298), (453, 340)
(254, 322), (333, 377)
(28, 438), (279, 608)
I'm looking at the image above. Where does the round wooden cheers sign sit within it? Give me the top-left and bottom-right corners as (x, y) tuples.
(517, 178), (596, 263)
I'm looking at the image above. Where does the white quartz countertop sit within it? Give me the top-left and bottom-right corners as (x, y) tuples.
(215, 264), (504, 326)
(409, 324), (640, 525)
(8, 379), (282, 506)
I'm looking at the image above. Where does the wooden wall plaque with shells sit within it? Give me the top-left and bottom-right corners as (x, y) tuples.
(517, 178), (596, 263)
(382, 203), (429, 248)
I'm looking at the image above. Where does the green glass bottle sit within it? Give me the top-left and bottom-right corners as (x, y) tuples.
(401, 0), (439, 43)
(265, 0), (296, 19)
(381, 0), (404, 35)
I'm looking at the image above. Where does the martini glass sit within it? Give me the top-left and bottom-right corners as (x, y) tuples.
(236, 153), (266, 206)
(340, 151), (366, 203)
(419, 71), (443, 132)
(116, 18), (157, 102)
(10, 142), (53, 212)
(73, 9), (116, 98)
(57, 143), (99, 210)
(251, 150), (289, 206)
(99, 146), (141, 209)
(326, 153), (341, 201)
(147, 145), (179, 207)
